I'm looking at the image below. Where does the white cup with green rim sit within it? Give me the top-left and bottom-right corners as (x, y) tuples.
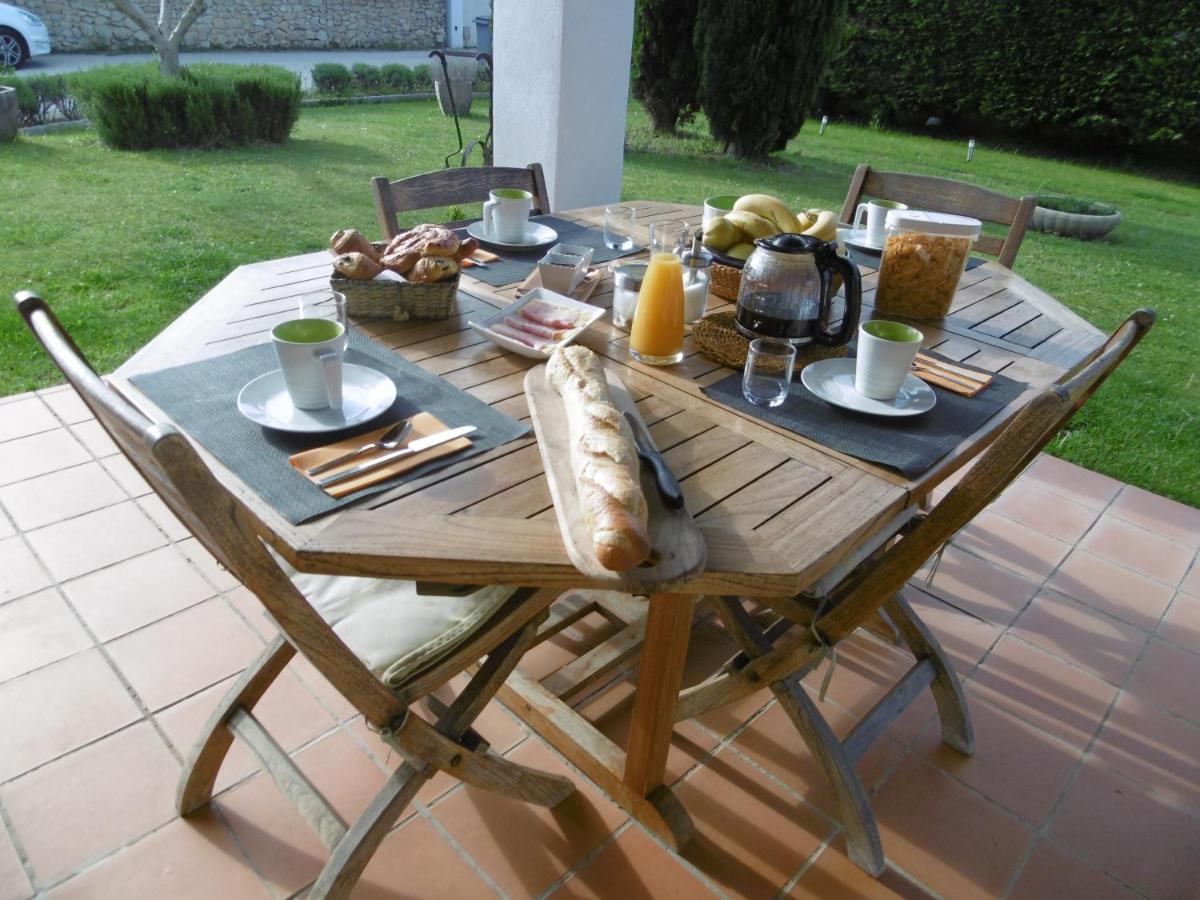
(483, 187), (533, 243)
(854, 319), (923, 400)
(853, 199), (908, 248)
(702, 194), (738, 229)
(273, 293), (348, 411)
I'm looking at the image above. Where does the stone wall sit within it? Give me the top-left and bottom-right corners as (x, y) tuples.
(23, 1), (445, 53)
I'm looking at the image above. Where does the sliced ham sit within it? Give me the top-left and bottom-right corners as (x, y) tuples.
(520, 300), (579, 331)
(505, 316), (562, 340)
(490, 321), (549, 349)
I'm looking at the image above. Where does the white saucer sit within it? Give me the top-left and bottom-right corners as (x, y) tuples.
(237, 364), (398, 433)
(836, 227), (884, 255)
(801, 358), (936, 418)
(467, 220), (559, 249)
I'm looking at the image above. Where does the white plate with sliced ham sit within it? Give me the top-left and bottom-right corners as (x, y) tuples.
(468, 288), (606, 360)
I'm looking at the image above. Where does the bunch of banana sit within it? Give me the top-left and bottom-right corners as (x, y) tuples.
(703, 193), (838, 260)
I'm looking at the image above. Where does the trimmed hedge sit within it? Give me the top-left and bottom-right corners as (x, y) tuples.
(825, 0), (1200, 156)
(68, 63), (300, 150)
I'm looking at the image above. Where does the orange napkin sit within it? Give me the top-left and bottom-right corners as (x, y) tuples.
(289, 411), (473, 499)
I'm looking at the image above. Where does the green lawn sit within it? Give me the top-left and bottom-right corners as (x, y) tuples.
(1, 101), (1196, 506)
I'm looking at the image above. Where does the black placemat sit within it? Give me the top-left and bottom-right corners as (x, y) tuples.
(460, 214), (642, 287)
(702, 360), (1026, 478)
(130, 327), (529, 524)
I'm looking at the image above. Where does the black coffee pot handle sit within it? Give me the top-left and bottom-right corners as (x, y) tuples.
(814, 250), (862, 347)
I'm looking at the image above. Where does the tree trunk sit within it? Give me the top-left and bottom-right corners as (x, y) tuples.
(159, 41), (180, 75)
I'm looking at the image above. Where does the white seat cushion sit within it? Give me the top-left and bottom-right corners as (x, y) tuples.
(271, 550), (513, 689)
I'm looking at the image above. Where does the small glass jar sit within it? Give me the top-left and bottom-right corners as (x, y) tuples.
(611, 261), (647, 330)
(680, 243), (712, 325)
(875, 211), (981, 319)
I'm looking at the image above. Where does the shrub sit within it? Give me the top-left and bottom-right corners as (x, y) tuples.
(68, 62), (301, 150)
(311, 62), (352, 95)
(0, 73), (37, 125)
(24, 74), (82, 122)
(1037, 195), (1118, 216)
(411, 64), (433, 92)
(825, 0), (1200, 157)
(380, 63), (414, 92)
(632, 0), (700, 133)
(694, 0), (850, 159)
(351, 63), (381, 92)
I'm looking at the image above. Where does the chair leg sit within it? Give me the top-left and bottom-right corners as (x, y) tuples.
(884, 593), (973, 754)
(177, 635), (295, 815)
(309, 762), (429, 900)
(710, 598), (885, 876)
(772, 675), (886, 875)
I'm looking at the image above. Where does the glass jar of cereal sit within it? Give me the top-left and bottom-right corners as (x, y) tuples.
(875, 211), (981, 319)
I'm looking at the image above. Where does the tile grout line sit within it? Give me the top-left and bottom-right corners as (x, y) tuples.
(994, 486), (1162, 899)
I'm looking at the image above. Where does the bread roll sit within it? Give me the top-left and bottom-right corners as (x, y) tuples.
(453, 236), (480, 263)
(546, 346), (651, 571)
(330, 228), (378, 261)
(385, 224), (459, 259)
(380, 247), (421, 274)
(409, 256), (459, 284)
(333, 252), (383, 281)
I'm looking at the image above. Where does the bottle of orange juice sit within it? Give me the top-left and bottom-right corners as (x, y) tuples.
(630, 252), (685, 365)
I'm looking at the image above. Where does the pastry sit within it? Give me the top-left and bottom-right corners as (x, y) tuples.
(409, 256), (459, 284)
(453, 236), (480, 263)
(332, 251), (383, 281)
(329, 228), (378, 261)
(380, 247), (421, 275)
(546, 346), (651, 571)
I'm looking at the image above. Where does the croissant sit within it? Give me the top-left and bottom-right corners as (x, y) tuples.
(380, 247), (421, 275)
(453, 236), (480, 263)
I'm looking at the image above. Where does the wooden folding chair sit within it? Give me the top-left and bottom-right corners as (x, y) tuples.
(839, 163), (1037, 268)
(675, 308), (1155, 875)
(371, 163), (551, 239)
(14, 291), (576, 899)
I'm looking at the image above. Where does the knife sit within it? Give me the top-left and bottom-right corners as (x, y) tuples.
(623, 411), (685, 509)
(315, 426), (476, 488)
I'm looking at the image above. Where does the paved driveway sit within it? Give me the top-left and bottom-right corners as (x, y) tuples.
(21, 49), (442, 89)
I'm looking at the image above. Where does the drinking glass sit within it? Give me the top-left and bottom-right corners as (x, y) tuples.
(603, 205), (636, 251)
(297, 289), (349, 351)
(649, 220), (687, 256)
(742, 338), (796, 408)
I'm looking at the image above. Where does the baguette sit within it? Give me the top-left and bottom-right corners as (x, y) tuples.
(546, 346), (651, 571)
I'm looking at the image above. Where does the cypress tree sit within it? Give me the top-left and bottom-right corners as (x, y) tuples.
(632, 0), (701, 133)
(695, 0), (849, 159)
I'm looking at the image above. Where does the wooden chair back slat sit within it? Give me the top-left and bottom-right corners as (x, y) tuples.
(839, 164), (1037, 268)
(818, 308), (1155, 645)
(13, 291), (406, 725)
(372, 163), (551, 240)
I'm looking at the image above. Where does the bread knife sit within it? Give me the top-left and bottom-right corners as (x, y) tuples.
(315, 426), (476, 488)
(623, 411), (684, 509)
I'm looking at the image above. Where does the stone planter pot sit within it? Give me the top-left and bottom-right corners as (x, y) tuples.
(1031, 204), (1122, 240)
(0, 86), (19, 143)
(434, 79), (473, 117)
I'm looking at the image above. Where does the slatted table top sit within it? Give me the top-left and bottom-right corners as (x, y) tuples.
(117, 201), (1104, 598)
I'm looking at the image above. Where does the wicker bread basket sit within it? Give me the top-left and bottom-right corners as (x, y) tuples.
(692, 311), (848, 371)
(330, 242), (458, 321)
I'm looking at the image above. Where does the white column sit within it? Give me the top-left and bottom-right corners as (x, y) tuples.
(492, 0), (635, 212)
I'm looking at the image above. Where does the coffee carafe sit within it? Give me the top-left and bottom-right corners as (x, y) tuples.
(734, 234), (861, 346)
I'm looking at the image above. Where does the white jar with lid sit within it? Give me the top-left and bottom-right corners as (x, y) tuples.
(611, 261), (647, 330)
(875, 211), (982, 319)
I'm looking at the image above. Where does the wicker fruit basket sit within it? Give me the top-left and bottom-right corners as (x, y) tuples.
(692, 311), (848, 371)
(330, 242), (458, 321)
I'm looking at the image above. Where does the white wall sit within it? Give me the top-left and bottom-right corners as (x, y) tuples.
(492, 0), (635, 212)
(463, 0), (490, 46)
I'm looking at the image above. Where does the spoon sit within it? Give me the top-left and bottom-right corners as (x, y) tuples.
(303, 419), (413, 477)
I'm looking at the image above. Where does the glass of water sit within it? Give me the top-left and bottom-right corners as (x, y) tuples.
(604, 205), (636, 251)
(742, 338), (796, 408)
(649, 219), (688, 256)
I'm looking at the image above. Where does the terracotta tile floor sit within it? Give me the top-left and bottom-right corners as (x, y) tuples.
(1, 387), (1198, 900)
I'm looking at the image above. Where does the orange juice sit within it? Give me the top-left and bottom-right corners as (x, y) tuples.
(630, 252), (684, 365)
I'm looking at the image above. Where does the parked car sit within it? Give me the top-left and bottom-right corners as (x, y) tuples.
(0, 3), (51, 68)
